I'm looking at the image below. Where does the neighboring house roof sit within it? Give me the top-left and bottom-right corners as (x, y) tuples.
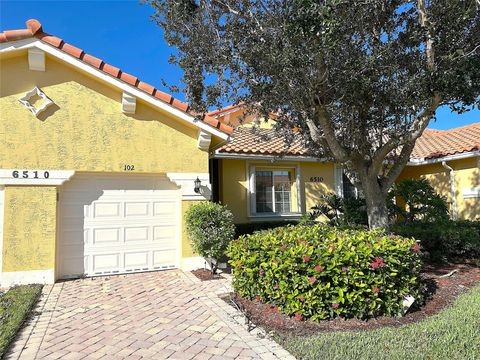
(216, 122), (480, 162)
(412, 123), (480, 160)
(0, 19), (233, 137)
(207, 103), (246, 118)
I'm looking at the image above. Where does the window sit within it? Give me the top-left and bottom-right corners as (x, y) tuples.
(253, 169), (295, 214)
(342, 173), (357, 199)
(342, 172), (363, 199)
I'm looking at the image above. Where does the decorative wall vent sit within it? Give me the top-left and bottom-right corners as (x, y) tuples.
(19, 87), (54, 117)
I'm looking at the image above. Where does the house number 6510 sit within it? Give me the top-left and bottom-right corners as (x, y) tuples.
(12, 170), (50, 179)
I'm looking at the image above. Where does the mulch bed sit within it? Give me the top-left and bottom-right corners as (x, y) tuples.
(191, 269), (224, 281)
(222, 262), (480, 336)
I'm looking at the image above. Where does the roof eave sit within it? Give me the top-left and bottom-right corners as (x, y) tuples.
(407, 150), (480, 166)
(0, 37), (231, 141)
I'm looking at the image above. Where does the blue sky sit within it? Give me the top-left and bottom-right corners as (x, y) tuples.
(1, 0), (478, 130)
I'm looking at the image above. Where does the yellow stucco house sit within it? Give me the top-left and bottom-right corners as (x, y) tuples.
(208, 105), (479, 224)
(1, 20), (478, 287)
(0, 20), (234, 287)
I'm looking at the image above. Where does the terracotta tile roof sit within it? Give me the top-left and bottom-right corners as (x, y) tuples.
(207, 103), (246, 118)
(1, 19), (233, 136)
(217, 128), (309, 156)
(411, 123), (480, 160)
(218, 123), (480, 161)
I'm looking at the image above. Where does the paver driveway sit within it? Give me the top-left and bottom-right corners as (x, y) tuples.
(6, 271), (293, 360)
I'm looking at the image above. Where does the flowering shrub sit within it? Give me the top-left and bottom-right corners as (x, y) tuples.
(227, 225), (423, 321)
(185, 202), (235, 274)
(392, 220), (480, 260)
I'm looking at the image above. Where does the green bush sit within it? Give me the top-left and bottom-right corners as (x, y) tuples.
(309, 194), (368, 226)
(227, 225), (423, 321)
(185, 201), (235, 273)
(392, 220), (480, 260)
(235, 221), (299, 238)
(388, 179), (450, 223)
(0, 285), (42, 357)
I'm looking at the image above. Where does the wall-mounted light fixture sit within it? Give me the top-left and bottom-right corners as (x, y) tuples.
(194, 177), (201, 193)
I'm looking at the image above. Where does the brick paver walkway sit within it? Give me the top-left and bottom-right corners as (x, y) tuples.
(5, 271), (294, 360)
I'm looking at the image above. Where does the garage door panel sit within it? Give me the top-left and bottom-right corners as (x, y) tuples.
(124, 226), (150, 242)
(93, 202), (121, 218)
(92, 253), (121, 273)
(153, 250), (177, 267)
(58, 174), (179, 279)
(92, 228), (121, 244)
(124, 251), (149, 269)
(153, 225), (177, 241)
(154, 201), (177, 215)
(124, 202), (150, 216)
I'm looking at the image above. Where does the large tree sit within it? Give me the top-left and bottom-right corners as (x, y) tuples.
(149, 0), (480, 228)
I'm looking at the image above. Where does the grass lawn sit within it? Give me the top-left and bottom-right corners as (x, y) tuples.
(0, 285), (42, 357)
(278, 285), (480, 360)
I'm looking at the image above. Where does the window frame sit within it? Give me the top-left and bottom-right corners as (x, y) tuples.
(247, 164), (302, 219)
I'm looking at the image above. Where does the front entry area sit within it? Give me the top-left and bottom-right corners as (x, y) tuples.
(57, 174), (180, 279)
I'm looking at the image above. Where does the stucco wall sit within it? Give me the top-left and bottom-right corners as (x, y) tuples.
(219, 159), (336, 223)
(0, 54), (208, 173)
(1, 52), (211, 276)
(399, 157), (479, 220)
(2, 186), (57, 272)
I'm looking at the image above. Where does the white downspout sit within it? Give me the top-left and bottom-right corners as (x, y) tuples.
(441, 161), (458, 220)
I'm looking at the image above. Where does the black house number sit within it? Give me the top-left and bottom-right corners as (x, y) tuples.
(310, 176), (324, 182)
(124, 164), (135, 171)
(12, 170), (50, 179)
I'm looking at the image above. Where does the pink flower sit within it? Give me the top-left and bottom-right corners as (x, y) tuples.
(293, 313), (303, 321)
(303, 255), (311, 262)
(412, 243), (421, 253)
(259, 269), (265, 276)
(314, 265), (323, 272)
(371, 257), (386, 269)
(332, 303), (340, 309)
(299, 296), (305, 302)
(341, 267), (349, 272)
(308, 277), (317, 283)
(281, 244), (287, 252)
(373, 287), (379, 294)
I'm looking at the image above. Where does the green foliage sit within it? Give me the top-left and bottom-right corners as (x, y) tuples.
(279, 284), (480, 360)
(0, 285), (42, 357)
(185, 201), (235, 273)
(392, 220), (480, 261)
(389, 179), (450, 223)
(227, 225), (423, 321)
(310, 195), (368, 226)
(235, 221), (299, 238)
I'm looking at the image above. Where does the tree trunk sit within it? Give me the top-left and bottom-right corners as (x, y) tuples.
(363, 183), (389, 229)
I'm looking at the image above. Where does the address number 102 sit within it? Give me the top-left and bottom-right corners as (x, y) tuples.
(12, 170), (50, 179)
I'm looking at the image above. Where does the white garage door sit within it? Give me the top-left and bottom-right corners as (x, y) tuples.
(58, 174), (180, 279)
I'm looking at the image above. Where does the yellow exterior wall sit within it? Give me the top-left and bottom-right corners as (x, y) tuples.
(2, 186), (57, 272)
(399, 157), (479, 220)
(0, 54), (208, 173)
(0, 52), (212, 272)
(219, 159), (336, 223)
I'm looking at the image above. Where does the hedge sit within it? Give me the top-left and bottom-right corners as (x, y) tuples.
(392, 220), (480, 260)
(227, 225), (423, 321)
